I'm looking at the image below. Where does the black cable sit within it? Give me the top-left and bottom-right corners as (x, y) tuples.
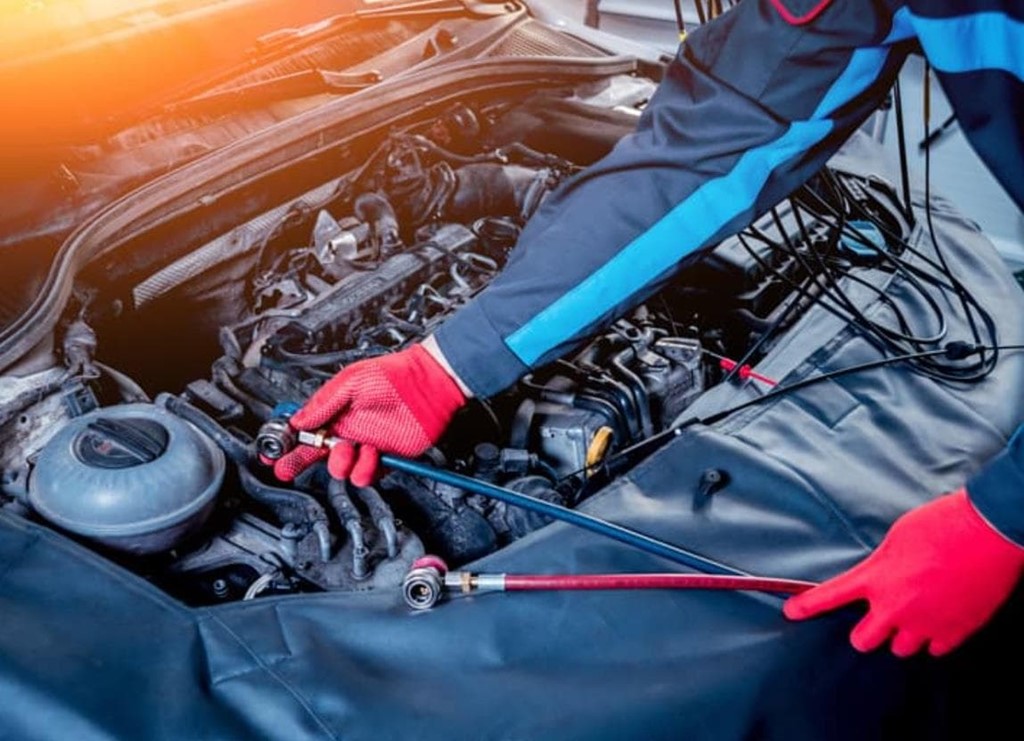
(398, 134), (572, 171)
(716, 212), (821, 386)
(344, 137), (399, 196)
(558, 341), (1024, 487)
(740, 219), (898, 343)
(745, 228), (929, 362)
(736, 232), (864, 331)
(660, 166), (1000, 479)
(673, 0), (686, 36)
(830, 269), (930, 341)
(824, 193), (951, 345)
(701, 342), (1019, 433)
(553, 153), (1007, 487)
(836, 171), (998, 380)
(810, 173), (972, 299)
(919, 113), (958, 151)
(920, 64), (989, 363)
(775, 193), (947, 347)
(824, 173), (946, 277)
(789, 173), (997, 381)
(892, 78), (914, 218)
(756, 210), (871, 329)
(692, 0), (707, 25)
(270, 344), (386, 368)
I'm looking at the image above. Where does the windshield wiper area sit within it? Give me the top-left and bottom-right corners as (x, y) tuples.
(356, 1), (515, 19)
(160, 0), (518, 117)
(164, 69), (383, 116)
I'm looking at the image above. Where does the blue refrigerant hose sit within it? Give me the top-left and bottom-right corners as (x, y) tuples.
(254, 411), (746, 577)
(378, 454), (747, 577)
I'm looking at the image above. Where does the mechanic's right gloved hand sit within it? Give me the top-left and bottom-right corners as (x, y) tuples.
(272, 344), (466, 487)
(784, 489), (1024, 657)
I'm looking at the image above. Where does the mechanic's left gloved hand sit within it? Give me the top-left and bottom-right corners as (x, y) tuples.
(783, 489), (1024, 657)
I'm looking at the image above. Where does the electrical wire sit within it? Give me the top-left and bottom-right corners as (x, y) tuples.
(556, 123), (1008, 487)
(754, 161), (1000, 383)
(673, 0), (687, 39)
(795, 170), (998, 381)
(244, 570), (279, 600)
(692, 0), (707, 25)
(920, 62), (989, 367)
(558, 341), (1024, 488)
(892, 78), (913, 217)
(765, 206), (946, 347)
(268, 343), (387, 368)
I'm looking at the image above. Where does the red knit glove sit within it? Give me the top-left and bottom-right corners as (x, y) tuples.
(784, 489), (1024, 657)
(272, 344), (466, 487)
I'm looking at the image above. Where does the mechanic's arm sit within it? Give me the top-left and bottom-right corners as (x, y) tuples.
(433, 0), (913, 396)
(274, 0), (910, 481)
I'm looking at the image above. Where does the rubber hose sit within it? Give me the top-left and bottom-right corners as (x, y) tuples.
(503, 573), (814, 594)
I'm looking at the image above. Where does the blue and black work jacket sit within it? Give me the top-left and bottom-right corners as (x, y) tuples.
(434, 0), (1024, 542)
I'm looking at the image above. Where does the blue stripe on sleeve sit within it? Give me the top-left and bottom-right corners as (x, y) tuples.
(814, 47), (889, 119)
(506, 120), (833, 365)
(814, 6), (914, 119)
(505, 20), (908, 366)
(910, 11), (1024, 81)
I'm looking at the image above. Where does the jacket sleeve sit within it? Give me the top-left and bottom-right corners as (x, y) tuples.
(434, 0), (914, 397)
(907, 0), (1024, 547)
(968, 431), (1024, 547)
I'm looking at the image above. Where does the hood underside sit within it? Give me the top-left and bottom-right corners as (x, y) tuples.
(0, 2), (615, 340)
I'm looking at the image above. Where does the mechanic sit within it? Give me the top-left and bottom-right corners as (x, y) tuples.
(271, 0), (1024, 658)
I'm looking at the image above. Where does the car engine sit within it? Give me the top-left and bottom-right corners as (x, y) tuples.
(0, 93), (910, 605)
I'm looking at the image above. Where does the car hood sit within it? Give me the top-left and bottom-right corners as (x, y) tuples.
(0, 0), (608, 330)
(1, 0), (368, 143)
(2, 0), (536, 193)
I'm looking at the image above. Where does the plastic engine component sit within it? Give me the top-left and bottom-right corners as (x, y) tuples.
(29, 404), (225, 554)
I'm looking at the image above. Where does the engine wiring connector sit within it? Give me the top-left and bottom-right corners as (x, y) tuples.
(717, 357), (778, 387)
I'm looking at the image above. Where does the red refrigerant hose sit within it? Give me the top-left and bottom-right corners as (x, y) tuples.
(503, 573), (813, 594)
(402, 556), (816, 610)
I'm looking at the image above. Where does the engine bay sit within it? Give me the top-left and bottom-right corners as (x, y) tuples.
(0, 86), (912, 605)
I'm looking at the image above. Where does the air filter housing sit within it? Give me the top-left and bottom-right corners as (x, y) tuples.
(29, 404), (225, 555)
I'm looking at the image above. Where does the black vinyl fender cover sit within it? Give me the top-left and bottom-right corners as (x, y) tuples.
(1, 139), (1024, 740)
